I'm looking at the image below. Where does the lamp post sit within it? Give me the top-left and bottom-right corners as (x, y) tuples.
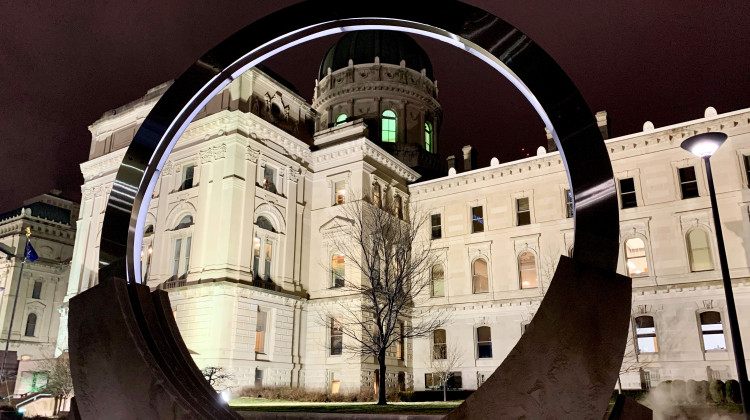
(682, 132), (749, 416)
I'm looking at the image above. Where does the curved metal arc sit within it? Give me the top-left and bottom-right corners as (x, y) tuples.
(101, 1), (618, 286)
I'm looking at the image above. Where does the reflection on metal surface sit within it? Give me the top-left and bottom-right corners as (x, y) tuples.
(82, 1), (626, 418)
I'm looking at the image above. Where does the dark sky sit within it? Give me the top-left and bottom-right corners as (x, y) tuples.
(1, 1), (748, 212)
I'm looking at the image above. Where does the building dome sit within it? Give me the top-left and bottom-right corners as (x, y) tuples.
(318, 30), (433, 80)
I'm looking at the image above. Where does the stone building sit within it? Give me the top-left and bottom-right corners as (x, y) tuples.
(59, 30), (750, 394)
(0, 192), (78, 394)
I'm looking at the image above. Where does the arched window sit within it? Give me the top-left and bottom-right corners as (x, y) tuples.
(372, 183), (381, 208)
(699, 311), (726, 351)
(476, 326), (492, 359)
(425, 122), (434, 152)
(24, 313), (37, 337)
(472, 258), (488, 294)
(175, 215), (193, 230)
(687, 229), (714, 272)
(431, 264), (444, 297)
(381, 110), (397, 143)
(335, 113), (348, 125)
(331, 253), (345, 288)
(634, 315), (658, 353)
(394, 195), (403, 219)
(144, 224), (154, 237)
(433, 329), (447, 359)
(518, 252), (538, 289)
(256, 216), (275, 232)
(625, 238), (648, 276)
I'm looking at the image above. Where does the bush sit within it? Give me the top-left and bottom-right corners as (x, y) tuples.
(726, 379), (742, 404)
(709, 379), (725, 403)
(238, 386), (376, 403)
(686, 380), (699, 403)
(670, 380), (686, 404)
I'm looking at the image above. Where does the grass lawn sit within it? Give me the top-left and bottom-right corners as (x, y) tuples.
(230, 398), (461, 414)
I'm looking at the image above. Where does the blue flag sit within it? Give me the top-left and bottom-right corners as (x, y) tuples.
(24, 241), (38, 262)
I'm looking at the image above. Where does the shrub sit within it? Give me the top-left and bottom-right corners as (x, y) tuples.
(654, 381), (672, 403)
(726, 379), (742, 404)
(238, 386), (377, 403)
(709, 379), (725, 403)
(686, 380), (699, 403)
(670, 380), (686, 404)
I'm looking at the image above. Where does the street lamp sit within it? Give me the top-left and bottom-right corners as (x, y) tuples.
(682, 132), (749, 416)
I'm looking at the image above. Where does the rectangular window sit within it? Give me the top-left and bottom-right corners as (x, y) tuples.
(32, 281), (42, 299)
(183, 236), (192, 278)
(172, 238), (182, 278)
(252, 236), (261, 278)
(424, 373), (441, 389)
(679, 166), (699, 199)
(516, 197), (530, 226)
(471, 206), (484, 233)
(334, 181), (346, 205)
(263, 165), (277, 193)
(433, 329), (447, 360)
(447, 372), (462, 390)
(264, 240), (273, 281)
(254, 368), (263, 388)
(635, 316), (657, 353)
(330, 318), (343, 356)
(331, 253), (345, 288)
(564, 189), (574, 218)
(396, 322), (405, 360)
(431, 214), (442, 239)
(181, 165), (195, 190)
(700, 311), (726, 351)
(744, 155), (750, 189)
(255, 310), (268, 354)
(477, 326), (493, 359)
(330, 372), (340, 394)
(619, 178), (637, 208)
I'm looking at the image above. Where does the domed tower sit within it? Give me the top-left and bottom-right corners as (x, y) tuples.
(313, 30), (443, 178)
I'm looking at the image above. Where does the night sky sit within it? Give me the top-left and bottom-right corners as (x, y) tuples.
(1, 1), (748, 212)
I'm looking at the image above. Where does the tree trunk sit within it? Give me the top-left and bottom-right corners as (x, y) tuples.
(443, 380), (447, 402)
(377, 351), (388, 405)
(617, 376), (623, 394)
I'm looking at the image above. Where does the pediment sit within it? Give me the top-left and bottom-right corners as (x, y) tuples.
(319, 216), (354, 234)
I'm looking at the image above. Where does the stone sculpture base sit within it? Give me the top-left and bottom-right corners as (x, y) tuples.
(68, 277), (241, 419)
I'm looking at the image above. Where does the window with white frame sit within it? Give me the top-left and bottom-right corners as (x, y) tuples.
(333, 180), (346, 205)
(687, 229), (714, 272)
(518, 252), (537, 289)
(381, 110), (397, 143)
(331, 252), (345, 288)
(699, 311), (726, 351)
(262, 165), (278, 194)
(564, 189), (573, 218)
(476, 326), (492, 359)
(180, 165), (195, 191)
(171, 215), (193, 280)
(516, 197), (531, 226)
(431, 214), (442, 239)
(330, 318), (343, 356)
(433, 329), (447, 359)
(634, 315), (657, 353)
(678, 166), (699, 199)
(431, 264), (444, 297)
(255, 309), (269, 354)
(625, 238), (648, 276)
(619, 178), (637, 208)
(471, 206), (484, 233)
(253, 216), (277, 281)
(472, 258), (489, 293)
(424, 373), (441, 390)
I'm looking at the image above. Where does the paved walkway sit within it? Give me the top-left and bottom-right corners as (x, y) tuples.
(237, 412), (444, 420)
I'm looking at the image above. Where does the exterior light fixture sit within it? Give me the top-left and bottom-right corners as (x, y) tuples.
(681, 132), (749, 416)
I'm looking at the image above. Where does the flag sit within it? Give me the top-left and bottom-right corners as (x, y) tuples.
(24, 241), (38, 262)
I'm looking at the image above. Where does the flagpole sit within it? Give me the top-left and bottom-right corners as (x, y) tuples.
(0, 228), (31, 400)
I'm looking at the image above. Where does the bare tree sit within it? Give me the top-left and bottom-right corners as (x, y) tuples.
(424, 339), (465, 402)
(38, 352), (73, 415)
(201, 366), (234, 388)
(537, 245), (563, 295)
(617, 339), (652, 393)
(322, 194), (447, 405)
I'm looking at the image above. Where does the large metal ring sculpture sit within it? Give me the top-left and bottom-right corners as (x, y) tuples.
(69, 1), (633, 418)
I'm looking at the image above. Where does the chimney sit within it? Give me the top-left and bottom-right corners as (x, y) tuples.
(462, 145), (477, 171)
(596, 111), (610, 140)
(446, 155), (456, 171)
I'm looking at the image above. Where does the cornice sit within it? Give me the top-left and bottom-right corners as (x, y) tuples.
(311, 138), (419, 182)
(80, 148), (127, 181)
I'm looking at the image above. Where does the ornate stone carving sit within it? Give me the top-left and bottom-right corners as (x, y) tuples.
(162, 161), (174, 176)
(246, 146), (261, 161)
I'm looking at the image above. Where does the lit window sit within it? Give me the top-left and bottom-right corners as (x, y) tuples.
(381, 110), (397, 143)
(263, 165), (277, 194)
(172, 238), (182, 279)
(431, 214), (442, 239)
(330, 319), (343, 356)
(396, 321), (405, 360)
(625, 238), (648, 276)
(433, 329), (447, 360)
(471, 206), (484, 233)
(24, 313), (37, 337)
(679, 166), (699, 199)
(516, 197), (530, 226)
(687, 229), (714, 272)
(255, 309), (268, 354)
(634, 315), (658, 353)
(394, 195), (403, 219)
(32, 281), (42, 299)
(333, 180), (346, 205)
(472, 258), (489, 294)
(372, 183), (381, 208)
(619, 178), (637, 208)
(335, 113), (348, 125)
(518, 252), (537, 289)
(431, 264), (444, 297)
(331, 253), (345, 288)
(744, 155), (750, 188)
(564, 189), (573, 218)
(330, 372), (340, 394)
(264, 239), (273, 281)
(477, 326), (492, 359)
(425, 122), (434, 152)
(425, 373), (441, 390)
(700, 311), (726, 351)
(180, 165), (195, 191)
(252, 236), (261, 278)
